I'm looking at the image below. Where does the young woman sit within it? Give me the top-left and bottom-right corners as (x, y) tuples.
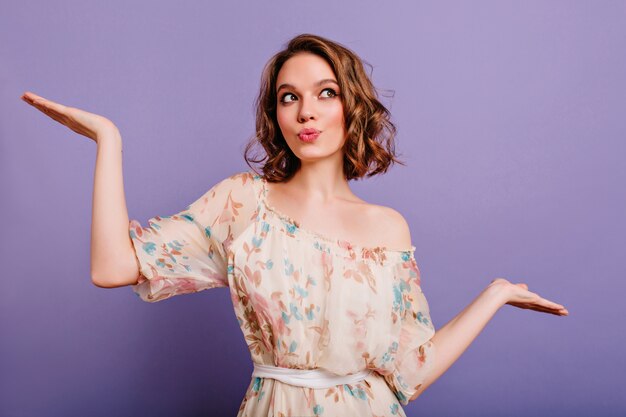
(21, 33), (568, 417)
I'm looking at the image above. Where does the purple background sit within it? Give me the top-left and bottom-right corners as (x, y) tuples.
(2, 1), (624, 416)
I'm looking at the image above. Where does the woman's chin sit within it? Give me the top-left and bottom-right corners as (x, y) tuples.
(294, 148), (343, 162)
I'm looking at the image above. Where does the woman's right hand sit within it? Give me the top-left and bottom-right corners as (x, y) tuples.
(21, 91), (117, 143)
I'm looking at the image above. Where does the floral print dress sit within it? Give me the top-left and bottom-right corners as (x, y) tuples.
(129, 171), (436, 417)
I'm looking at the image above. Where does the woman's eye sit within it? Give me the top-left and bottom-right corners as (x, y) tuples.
(280, 93), (295, 103)
(320, 88), (338, 98)
(280, 93), (297, 103)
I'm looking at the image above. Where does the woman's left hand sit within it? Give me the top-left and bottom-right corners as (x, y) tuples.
(487, 277), (569, 316)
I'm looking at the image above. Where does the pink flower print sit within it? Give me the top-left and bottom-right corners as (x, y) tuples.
(271, 311), (288, 338)
(343, 263), (378, 293)
(129, 219), (144, 238)
(219, 191), (243, 225)
(354, 321), (367, 340)
(310, 319), (330, 351)
(251, 291), (270, 312)
(268, 291), (289, 338)
(244, 307), (261, 333)
(337, 240), (352, 251)
(337, 240), (356, 262)
(347, 310), (368, 349)
(417, 343), (430, 365)
(321, 251), (334, 291)
(176, 277), (201, 293)
(361, 246), (389, 265)
(243, 264), (262, 287)
(250, 292), (274, 344)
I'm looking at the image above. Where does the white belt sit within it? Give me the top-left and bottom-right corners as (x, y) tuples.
(251, 363), (373, 389)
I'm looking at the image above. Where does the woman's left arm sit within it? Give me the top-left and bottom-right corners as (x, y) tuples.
(409, 278), (569, 401)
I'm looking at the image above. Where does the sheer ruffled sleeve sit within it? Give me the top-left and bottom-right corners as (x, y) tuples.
(384, 251), (437, 405)
(128, 171), (258, 302)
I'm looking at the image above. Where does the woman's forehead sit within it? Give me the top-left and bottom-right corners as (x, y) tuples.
(276, 53), (336, 86)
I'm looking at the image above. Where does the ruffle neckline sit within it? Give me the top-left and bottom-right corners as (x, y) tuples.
(250, 172), (417, 261)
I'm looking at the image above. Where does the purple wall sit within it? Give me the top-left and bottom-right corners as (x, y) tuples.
(2, 1), (624, 416)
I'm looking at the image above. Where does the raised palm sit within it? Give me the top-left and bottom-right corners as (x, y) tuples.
(489, 277), (568, 316)
(21, 91), (117, 142)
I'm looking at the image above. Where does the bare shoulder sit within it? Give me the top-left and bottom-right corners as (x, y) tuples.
(364, 203), (413, 249)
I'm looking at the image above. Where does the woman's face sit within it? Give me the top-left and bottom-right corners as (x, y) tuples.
(275, 52), (347, 165)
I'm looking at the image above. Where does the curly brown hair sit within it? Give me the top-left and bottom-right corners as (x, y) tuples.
(244, 33), (405, 182)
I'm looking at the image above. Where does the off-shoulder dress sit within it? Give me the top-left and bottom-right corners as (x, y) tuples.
(129, 171), (436, 417)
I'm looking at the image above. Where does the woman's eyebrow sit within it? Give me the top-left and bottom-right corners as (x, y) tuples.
(276, 79), (339, 94)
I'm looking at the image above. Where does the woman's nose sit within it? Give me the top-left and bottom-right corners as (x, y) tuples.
(297, 98), (317, 122)
(298, 112), (314, 122)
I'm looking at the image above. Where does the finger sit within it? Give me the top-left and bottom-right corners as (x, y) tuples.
(508, 301), (568, 315)
(540, 297), (565, 310)
(22, 94), (40, 106)
(31, 101), (65, 120)
(542, 307), (568, 316)
(34, 98), (68, 114)
(536, 304), (562, 313)
(33, 102), (69, 125)
(528, 303), (568, 315)
(32, 103), (92, 137)
(529, 295), (565, 312)
(26, 92), (46, 101)
(21, 91), (36, 101)
(39, 109), (67, 125)
(23, 92), (64, 110)
(30, 99), (66, 117)
(23, 92), (48, 105)
(515, 303), (561, 315)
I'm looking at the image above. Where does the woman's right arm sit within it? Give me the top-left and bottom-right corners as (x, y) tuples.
(90, 128), (140, 288)
(21, 92), (140, 288)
